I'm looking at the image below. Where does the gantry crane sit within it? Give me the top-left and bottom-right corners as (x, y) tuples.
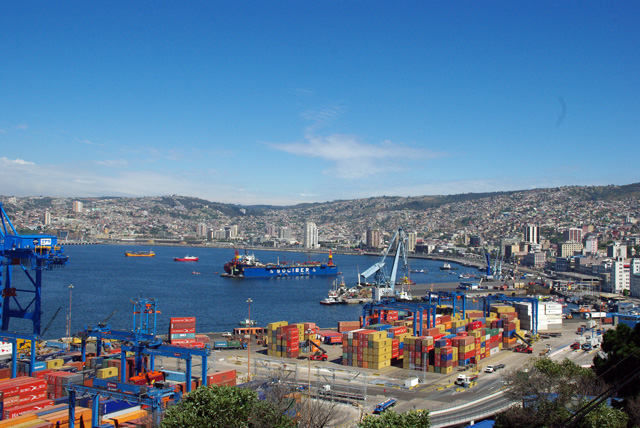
(360, 227), (409, 300)
(0, 202), (68, 376)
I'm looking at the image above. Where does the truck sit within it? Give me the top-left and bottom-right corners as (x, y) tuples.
(308, 339), (328, 361)
(373, 398), (397, 414)
(455, 374), (478, 387)
(514, 344), (533, 354)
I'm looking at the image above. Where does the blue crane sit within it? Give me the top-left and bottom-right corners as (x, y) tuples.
(0, 202), (68, 377)
(360, 227), (409, 300)
(483, 293), (540, 335)
(362, 299), (437, 336)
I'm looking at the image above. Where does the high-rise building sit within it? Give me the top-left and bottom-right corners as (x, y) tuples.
(585, 236), (598, 254)
(524, 225), (539, 245)
(73, 201), (83, 213)
(196, 223), (207, 237)
(224, 225), (238, 238)
(303, 222), (318, 249)
(279, 226), (292, 240)
(407, 232), (417, 252)
(563, 228), (583, 243)
(366, 229), (381, 249)
(43, 211), (51, 226)
(608, 242), (627, 258)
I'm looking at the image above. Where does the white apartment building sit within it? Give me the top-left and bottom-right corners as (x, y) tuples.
(304, 222), (318, 249)
(407, 232), (417, 252)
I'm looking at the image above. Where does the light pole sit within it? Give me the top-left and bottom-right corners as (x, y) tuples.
(246, 298), (252, 382)
(67, 284), (74, 350)
(306, 329), (314, 428)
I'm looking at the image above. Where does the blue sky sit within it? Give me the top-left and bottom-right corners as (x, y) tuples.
(1, 2), (638, 205)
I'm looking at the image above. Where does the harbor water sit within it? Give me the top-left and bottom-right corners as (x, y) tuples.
(7, 245), (482, 340)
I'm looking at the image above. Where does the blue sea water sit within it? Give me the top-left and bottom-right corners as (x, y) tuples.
(4, 245), (479, 340)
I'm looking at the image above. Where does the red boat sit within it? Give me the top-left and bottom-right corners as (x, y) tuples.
(174, 255), (198, 262)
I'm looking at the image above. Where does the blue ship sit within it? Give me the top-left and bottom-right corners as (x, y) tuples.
(221, 250), (338, 278)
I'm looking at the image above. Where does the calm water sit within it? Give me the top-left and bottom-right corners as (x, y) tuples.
(5, 245), (479, 340)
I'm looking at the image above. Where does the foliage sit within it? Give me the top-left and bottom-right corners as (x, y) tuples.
(160, 385), (295, 428)
(576, 403), (628, 428)
(496, 358), (605, 428)
(593, 322), (640, 398)
(357, 409), (430, 428)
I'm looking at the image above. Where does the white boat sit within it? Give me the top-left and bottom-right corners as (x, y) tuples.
(440, 263), (452, 270)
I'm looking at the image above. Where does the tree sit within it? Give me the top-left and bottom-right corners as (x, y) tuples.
(357, 409), (430, 428)
(495, 358), (606, 428)
(160, 385), (296, 428)
(593, 322), (640, 398)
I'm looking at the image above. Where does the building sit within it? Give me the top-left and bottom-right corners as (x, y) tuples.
(196, 223), (207, 237)
(608, 242), (627, 258)
(558, 242), (583, 258)
(469, 236), (483, 247)
(523, 252), (545, 268)
(407, 232), (417, 252)
(72, 201), (83, 213)
(224, 225), (238, 239)
(366, 229), (381, 249)
(585, 236), (598, 254)
(278, 226), (292, 240)
(610, 257), (630, 294)
(630, 259), (640, 298)
(43, 211), (51, 226)
(303, 222), (318, 249)
(563, 228), (583, 243)
(524, 225), (540, 245)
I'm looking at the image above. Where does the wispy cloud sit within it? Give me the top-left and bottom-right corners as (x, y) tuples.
(16, 124), (28, 130)
(94, 159), (128, 167)
(0, 129), (6, 134)
(1, 157), (36, 166)
(79, 139), (104, 147)
(270, 132), (443, 179)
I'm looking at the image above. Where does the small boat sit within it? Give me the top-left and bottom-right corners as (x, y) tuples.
(125, 250), (155, 257)
(239, 318), (257, 327)
(440, 263), (452, 270)
(320, 297), (345, 305)
(174, 255), (198, 262)
(191, 271), (201, 275)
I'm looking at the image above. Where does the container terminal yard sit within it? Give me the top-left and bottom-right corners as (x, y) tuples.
(0, 207), (638, 427)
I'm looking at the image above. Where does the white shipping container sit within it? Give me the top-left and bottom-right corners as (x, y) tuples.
(545, 308), (563, 315)
(547, 318), (563, 325)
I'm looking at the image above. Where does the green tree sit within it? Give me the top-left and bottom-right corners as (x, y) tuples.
(495, 358), (605, 428)
(593, 323), (640, 398)
(577, 403), (628, 428)
(358, 409), (430, 428)
(160, 385), (296, 428)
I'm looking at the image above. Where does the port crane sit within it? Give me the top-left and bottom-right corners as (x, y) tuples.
(360, 227), (409, 300)
(0, 202), (68, 377)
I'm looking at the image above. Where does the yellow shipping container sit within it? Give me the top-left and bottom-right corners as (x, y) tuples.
(96, 367), (119, 379)
(268, 321), (288, 331)
(46, 358), (64, 369)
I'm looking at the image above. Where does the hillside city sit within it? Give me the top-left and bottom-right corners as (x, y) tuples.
(2, 184), (640, 298)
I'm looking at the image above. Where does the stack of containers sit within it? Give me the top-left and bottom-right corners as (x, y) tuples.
(169, 317), (197, 347)
(0, 377), (50, 419)
(453, 335), (476, 367)
(433, 338), (457, 374)
(267, 322), (299, 358)
(267, 321), (287, 355)
(402, 336), (434, 370)
(485, 327), (503, 356)
(338, 321), (360, 333)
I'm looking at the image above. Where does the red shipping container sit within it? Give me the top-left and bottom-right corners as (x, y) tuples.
(170, 317), (196, 324)
(170, 322), (196, 330)
(169, 328), (196, 334)
(3, 399), (54, 419)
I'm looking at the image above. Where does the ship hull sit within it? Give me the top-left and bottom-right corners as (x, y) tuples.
(224, 264), (339, 278)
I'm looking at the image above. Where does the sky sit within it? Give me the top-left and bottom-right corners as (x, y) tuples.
(1, 2), (639, 206)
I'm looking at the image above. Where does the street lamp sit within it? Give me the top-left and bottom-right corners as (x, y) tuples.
(67, 284), (74, 351)
(246, 298), (252, 382)
(306, 329), (314, 428)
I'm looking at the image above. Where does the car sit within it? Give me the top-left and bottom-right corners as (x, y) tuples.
(570, 342), (581, 350)
(221, 332), (232, 338)
(484, 365), (495, 373)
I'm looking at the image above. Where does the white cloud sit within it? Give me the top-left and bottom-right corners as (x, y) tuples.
(1, 157), (36, 166)
(79, 139), (104, 147)
(94, 159), (128, 167)
(270, 132), (443, 180)
(16, 124), (28, 130)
